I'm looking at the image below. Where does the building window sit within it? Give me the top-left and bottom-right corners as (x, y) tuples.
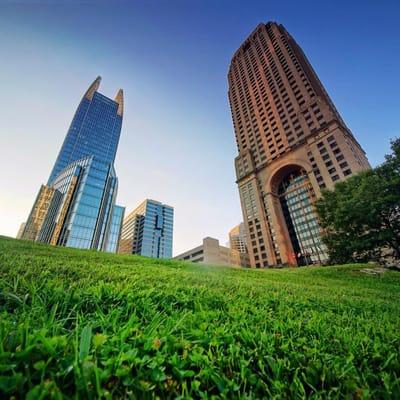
(336, 154), (345, 162)
(331, 174), (340, 181)
(343, 169), (352, 176)
(328, 167), (337, 174)
(322, 154), (330, 161)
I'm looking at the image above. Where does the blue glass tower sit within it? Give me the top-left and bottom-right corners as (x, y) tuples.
(104, 205), (125, 253)
(118, 200), (174, 259)
(48, 77), (123, 186)
(23, 77), (125, 253)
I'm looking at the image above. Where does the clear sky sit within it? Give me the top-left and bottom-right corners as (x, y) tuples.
(0, 0), (399, 255)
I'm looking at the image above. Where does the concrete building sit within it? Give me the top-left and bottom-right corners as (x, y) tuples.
(16, 223), (26, 239)
(228, 22), (370, 267)
(118, 199), (173, 258)
(20, 185), (62, 242)
(229, 222), (248, 253)
(175, 237), (250, 267)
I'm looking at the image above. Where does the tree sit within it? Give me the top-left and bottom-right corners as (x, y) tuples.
(316, 138), (400, 264)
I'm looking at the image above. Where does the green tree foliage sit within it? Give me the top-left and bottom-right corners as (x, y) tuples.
(317, 138), (400, 264)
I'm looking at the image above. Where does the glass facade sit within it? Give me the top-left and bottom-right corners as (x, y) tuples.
(104, 205), (125, 253)
(278, 169), (328, 265)
(34, 156), (119, 251)
(119, 200), (174, 259)
(141, 201), (174, 258)
(23, 77), (125, 253)
(48, 77), (122, 186)
(68, 158), (113, 249)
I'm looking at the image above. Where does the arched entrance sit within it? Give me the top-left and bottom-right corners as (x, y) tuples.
(275, 167), (327, 265)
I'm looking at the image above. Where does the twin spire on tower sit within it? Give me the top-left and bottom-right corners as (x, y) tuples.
(83, 76), (123, 116)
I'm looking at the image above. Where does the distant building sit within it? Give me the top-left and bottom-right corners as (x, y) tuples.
(20, 185), (62, 242)
(229, 223), (248, 253)
(16, 222), (26, 239)
(22, 77), (124, 252)
(118, 199), (173, 258)
(228, 22), (370, 267)
(175, 237), (250, 267)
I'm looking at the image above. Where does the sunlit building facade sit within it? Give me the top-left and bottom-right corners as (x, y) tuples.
(20, 185), (62, 242)
(175, 237), (250, 268)
(22, 77), (125, 252)
(228, 22), (370, 267)
(16, 223), (26, 239)
(118, 199), (174, 258)
(229, 223), (248, 253)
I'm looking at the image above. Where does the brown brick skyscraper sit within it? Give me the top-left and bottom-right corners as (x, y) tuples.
(228, 22), (370, 267)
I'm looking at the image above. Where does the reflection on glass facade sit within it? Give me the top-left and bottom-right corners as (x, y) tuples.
(22, 77), (125, 253)
(104, 205), (125, 253)
(29, 156), (119, 251)
(49, 157), (118, 250)
(118, 199), (174, 259)
(278, 169), (328, 265)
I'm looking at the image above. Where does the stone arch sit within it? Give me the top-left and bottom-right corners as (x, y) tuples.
(266, 158), (313, 195)
(263, 159), (327, 266)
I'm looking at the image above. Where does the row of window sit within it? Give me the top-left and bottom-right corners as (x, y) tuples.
(308, 134), (353, 188)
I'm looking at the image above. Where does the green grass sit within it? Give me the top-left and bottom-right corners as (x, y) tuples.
(0, 236), (399, 399)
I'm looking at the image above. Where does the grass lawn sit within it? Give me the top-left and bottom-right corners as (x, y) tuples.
(0, 236), (399, 399)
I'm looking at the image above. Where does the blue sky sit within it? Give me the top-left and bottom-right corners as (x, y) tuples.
(0, 0), (399, 255)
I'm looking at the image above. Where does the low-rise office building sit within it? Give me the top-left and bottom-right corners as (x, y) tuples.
(175, 237), (250, 267)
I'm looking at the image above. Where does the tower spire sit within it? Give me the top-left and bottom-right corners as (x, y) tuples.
(115, 89), (124, 117)
(84, 76), (101, 100)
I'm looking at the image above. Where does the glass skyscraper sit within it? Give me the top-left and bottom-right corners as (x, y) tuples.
(48, 77), (123, 185)
(21, 77), (125, 252)
(118, 199), (174, 259)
